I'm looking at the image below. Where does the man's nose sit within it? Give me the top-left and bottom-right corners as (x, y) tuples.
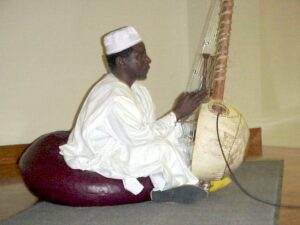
(146, 55), (152, 64)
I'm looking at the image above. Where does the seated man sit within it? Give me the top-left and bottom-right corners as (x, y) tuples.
(59, 26), (207, 203)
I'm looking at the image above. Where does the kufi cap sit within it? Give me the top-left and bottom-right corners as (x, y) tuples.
(104, 26), (142, 55)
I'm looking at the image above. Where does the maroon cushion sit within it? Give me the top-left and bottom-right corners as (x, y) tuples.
(19, 131), (153, 206)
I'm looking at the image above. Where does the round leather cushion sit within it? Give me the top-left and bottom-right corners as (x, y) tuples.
(19, 131), (154, 206)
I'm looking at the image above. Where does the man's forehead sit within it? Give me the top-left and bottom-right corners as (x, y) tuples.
(132, 42), (146, 52)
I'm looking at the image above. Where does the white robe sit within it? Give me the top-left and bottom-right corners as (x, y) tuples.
(59, 73), (198, 194)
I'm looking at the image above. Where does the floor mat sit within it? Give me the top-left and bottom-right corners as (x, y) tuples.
(1, 160), (283, 225)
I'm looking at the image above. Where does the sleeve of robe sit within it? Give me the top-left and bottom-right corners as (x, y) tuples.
(106, 95), (178, 147)
(135, 85), (181, 139)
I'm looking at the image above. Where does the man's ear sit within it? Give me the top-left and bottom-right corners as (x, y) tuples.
(116, 56), (126, 68)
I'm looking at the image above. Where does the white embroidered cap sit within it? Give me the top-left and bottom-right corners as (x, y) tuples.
(104, 26), (142, 55)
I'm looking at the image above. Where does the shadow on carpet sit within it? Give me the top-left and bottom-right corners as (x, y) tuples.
(1, 160), (283, 225)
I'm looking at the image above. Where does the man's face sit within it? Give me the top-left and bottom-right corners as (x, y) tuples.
(124, 42), (151, 81)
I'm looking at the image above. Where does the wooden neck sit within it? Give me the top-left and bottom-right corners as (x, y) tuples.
(211, 0), (234, 100)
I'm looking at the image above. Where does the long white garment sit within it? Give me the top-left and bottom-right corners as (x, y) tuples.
(59, 73), (198, 194)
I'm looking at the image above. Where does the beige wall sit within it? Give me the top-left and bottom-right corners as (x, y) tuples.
(260, 0), (300, 147)
(0, 0), (190, 145)
(227, 0), (300, 148)
(1, 0), (300, 148)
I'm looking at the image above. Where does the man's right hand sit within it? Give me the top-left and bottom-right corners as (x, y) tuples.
(172, 89), (208, 121)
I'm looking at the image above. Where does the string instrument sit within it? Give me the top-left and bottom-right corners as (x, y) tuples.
(184, 0), (250, 187)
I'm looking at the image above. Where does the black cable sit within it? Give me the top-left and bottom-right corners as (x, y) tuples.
(216, 113), (300, 209)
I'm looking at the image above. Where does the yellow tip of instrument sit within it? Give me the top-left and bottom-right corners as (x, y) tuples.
(209, 177), (231, 192)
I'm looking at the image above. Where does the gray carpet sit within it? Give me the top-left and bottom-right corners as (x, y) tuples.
(1, 160), (283, 225)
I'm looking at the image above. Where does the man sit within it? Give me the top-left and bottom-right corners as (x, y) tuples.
(60, 26), (207, 203)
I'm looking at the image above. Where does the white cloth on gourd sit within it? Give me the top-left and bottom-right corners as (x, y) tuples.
(59, 73), (198, 194)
